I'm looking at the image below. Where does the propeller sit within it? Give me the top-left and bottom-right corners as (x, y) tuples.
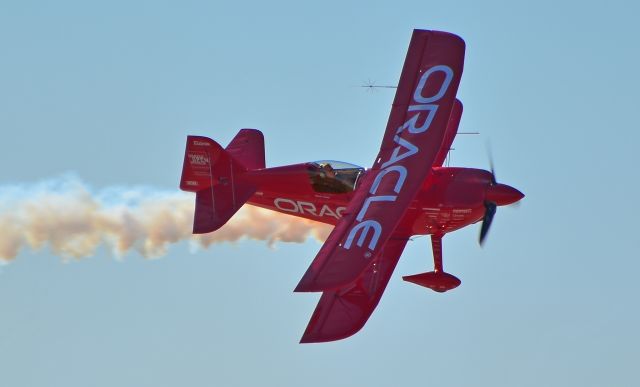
(480, 143), (497, 245)
(478, 143), (524, 245)
(479, 201), (496, 246)
(487, 141), (496, 184)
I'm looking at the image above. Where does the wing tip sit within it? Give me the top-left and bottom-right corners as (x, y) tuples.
(293, 281), (332, 293)
(293, 277), (350, 293)
(293, 282), (316, 293)
(299, 325), (362, 344)
(299, 333), (355, 344)
(412, 29), (466, 46)
(293, 271), (320, 292)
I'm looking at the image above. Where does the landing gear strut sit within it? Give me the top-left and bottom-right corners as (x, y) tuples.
(403, 234), (461, 293)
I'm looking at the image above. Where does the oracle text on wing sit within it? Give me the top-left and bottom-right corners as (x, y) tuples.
(343, 65), (454, 251)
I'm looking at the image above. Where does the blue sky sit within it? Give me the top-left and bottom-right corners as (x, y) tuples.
(1, 1), (639, 386)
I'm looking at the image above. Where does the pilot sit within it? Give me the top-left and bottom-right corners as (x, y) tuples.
(319, 163), (336, 179)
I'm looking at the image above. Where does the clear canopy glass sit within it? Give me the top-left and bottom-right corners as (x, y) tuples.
(308, 160), (364, 194)
(311, 160), (364, 170)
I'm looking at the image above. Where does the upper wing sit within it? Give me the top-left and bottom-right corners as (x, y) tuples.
(299, 235), (409, 343)
(295, 30), (465, 292)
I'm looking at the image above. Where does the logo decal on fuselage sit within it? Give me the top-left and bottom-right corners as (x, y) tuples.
(343, 64), (454, 252)
(274, 198), (346, 220)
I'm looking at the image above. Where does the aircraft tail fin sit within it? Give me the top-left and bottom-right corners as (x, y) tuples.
(180, 131), (263, 234)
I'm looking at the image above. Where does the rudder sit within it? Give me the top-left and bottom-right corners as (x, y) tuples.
(225, 129), (265, 170)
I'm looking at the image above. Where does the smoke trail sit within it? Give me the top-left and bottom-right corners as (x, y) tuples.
(0, 175), (331, 262)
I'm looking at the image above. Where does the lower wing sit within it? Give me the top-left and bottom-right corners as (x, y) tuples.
(300, 235), (409, 343)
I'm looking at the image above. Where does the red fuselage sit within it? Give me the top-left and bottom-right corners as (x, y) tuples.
(245, 163), (522, 237)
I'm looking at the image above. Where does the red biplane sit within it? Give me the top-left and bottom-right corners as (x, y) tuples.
(179, 30), (523, 343)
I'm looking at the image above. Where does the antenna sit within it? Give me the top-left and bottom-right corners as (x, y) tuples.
(361, 79), (397, 92)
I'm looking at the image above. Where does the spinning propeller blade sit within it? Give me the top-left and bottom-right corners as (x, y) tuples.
(487, 142), (497, 184)
(479, 143), (523, 245)
(480, 142), (497, 245)
(479, 201), (497, 245)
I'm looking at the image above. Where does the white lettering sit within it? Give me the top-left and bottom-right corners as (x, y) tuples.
(188, 152), (209, 166)
(274, 198), (298, 213)
(273, 198), (346, 220)
(297, 201), (317, 216)
(343, 63), (455, 252)
(380, 135), (419, 169)
(370, 165), (408, 194)
(413, 65), (454, 104)
(319, 204), (338, 219)
(396, 104), (438, 134)
(344, 220), (382, 250)
(356, 195), (397, 222)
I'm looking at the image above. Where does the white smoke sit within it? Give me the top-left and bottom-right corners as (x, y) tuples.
(0, 175), (331, 262)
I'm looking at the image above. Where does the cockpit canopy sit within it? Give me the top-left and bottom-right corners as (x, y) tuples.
(308, 160), (364, 194)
